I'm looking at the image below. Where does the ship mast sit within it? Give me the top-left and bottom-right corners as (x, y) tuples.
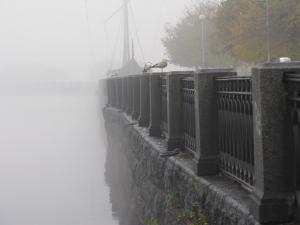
(122, 0), (130, 66)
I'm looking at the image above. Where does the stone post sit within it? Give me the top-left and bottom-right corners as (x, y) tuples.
(106, 78), (112, 106)
(121, 77), (127, 111)
(126, 77), (132, 114)
(139, 74), (150, 127)
(194, 69), (236, 176)
(115, 78), (119, 108)
(164, 72), (187, 151)
(111, 78), (117, 108)
(116, 78), (122, 109)
(125, 77), (130, 112)
(250, 62), (300, 223)
(130, 76), (135, 117)
(149, 73), (162, 136)
(132, 76), (141, 120)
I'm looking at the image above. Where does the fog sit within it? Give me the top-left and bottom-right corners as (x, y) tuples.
(0, 0), (298, 224)
(0, 0), (188, 80)
(0, 0), (193, 224)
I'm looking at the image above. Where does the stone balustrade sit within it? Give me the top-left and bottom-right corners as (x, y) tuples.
(104, 62), (300, 224)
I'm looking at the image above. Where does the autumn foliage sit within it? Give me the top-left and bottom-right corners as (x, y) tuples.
(162, 0), (300, 67)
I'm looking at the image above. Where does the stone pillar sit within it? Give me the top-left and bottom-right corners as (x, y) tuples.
(116, 78), (122, 109)
(194, 69), (236, 176)
(121, 77), (127, 111)
(250, 62), (300, 223)
(106, 78), (112, 106)
(149, 73), (162, 136)
(132, 76), (140, 120)
(126, 76), (134, 116)
(111, 78), (117, 108)
(115, 78), (119, 108)
(165, 72), (184, 151)
(139, 74), (150, 127)
(130, 77), (135, 117)
(126, 77), (131, 114)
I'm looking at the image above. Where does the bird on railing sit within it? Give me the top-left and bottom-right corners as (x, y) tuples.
(143, 59), (169, 73)
(143, 62), (153, 73)
(151, 59), (168, 72)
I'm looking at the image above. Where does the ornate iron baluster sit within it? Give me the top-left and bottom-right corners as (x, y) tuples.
(181, 77), (196, 154)
(161, 76), (168, 135)
(285, 74), (300, 192)
(216, 76), (254, 188)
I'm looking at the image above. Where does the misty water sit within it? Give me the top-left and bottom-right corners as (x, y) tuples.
(0, 90), (118, 225)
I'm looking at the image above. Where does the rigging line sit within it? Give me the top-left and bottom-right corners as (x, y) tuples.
(128, 2), (146, 63)
(104, 0), (132, 24)
(104, 23), (110, 71)
(83, 0), (96, 62)
(109, 16), (123, 71)
(84, 0), (89, 22)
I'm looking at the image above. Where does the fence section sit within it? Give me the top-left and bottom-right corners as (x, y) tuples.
(216, 76), (254, 187)
(181, 77), (196, 154)
(133, 76), (141, 119)
(161, 75), (168, 135)
(286, 73), (300, 189)
(116, 78), (123, 108)
(286, 74), (300, 124)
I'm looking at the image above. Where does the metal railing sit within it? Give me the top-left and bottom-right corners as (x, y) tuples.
(109, 78), (117, 107)
(117, 78), (123, 108)
(286, 74), (300, 120)
(285, 73), (300, 189)
(161, 75), (168, 135)
(216, 76), (254, 187)
(133, 76), (141, 119)
(121, 78), (128, 110)
(181, 77), (196, 154)
(129, 77), (134, 115)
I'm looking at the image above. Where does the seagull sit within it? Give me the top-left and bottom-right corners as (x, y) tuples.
(150, 59), (168, 72)
(143, 62), (153, 73)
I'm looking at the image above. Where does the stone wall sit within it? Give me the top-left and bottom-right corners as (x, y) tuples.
(104, 107), (266, 225)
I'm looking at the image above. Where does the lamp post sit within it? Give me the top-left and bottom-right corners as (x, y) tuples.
(199, 14), (206, 68)
(266, 0), (271, 62)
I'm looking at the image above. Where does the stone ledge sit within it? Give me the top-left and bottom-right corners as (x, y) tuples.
(103, 107), (296, 225)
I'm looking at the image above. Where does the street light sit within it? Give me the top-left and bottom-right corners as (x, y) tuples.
(266, 0), (271, 62)
(199, 14), (206, 68)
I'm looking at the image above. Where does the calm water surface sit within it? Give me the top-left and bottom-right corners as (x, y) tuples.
(0, 94), (118, 225)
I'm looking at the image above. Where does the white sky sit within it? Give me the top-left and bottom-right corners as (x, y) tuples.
(0, 0), (190, 80)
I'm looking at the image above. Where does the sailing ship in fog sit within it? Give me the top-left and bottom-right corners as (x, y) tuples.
(106, 0), (142, 77)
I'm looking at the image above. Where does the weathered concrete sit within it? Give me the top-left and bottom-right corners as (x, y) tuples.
(133, 76), (140, 120)
(138, 75), (150, 127)
(149, 73), (163, 137)
(251, 62), (300, 223)
(194, 69), (236, 176)
(104, 107), (264, 225)
(165, 73), (184, 151)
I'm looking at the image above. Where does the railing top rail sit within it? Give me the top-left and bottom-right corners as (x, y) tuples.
(182, 76), (194, 81)
(217, 91), (252, 95)
(289, 97), (300, 102)
(107, 74), (145, 79)
(215, 76), (251, 81)
(196, 68), (235, 74)
(168, 71), (194, 75)
(285, 73), (300, 82)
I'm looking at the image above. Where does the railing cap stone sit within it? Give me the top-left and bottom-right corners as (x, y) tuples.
(256, 61), (300, 69)
(195, 68), (235, 74)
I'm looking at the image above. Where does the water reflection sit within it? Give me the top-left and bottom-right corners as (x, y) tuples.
(105, 138), (132, 225)
(0, 86), (118, 225)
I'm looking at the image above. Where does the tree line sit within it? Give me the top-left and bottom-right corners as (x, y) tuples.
(162, 0), (300, 68)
